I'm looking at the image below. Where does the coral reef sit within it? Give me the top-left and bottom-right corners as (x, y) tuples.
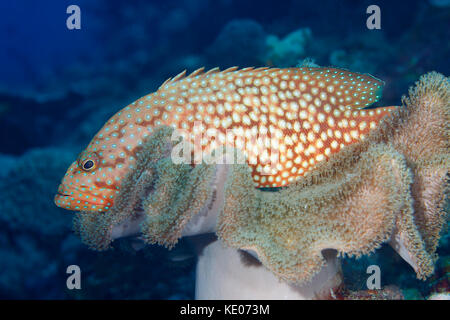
(0, 148), (76, 297)
(0, 148), (74, 235)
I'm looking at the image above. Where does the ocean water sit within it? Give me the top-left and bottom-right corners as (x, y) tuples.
(0, 0), (448, 300)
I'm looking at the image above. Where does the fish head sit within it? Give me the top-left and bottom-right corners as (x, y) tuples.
(55, 105), (151, 213)
(55, 145), (123, 213)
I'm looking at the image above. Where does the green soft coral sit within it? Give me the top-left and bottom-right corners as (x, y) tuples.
(217, 143), (413, 284)
(74, 126), (217, 250)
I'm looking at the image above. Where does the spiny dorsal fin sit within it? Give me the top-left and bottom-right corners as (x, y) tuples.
(159, 77), (172, 88)
(188, 67), (205, 78)
(159, 67), (224, 89)
(158, 69), (187, 90)
(204, 67), (220, 76)
(222, 66), (239, 73)
(158, 66), (276, 89)
(171, 70), (187, 82)
(253, 66), (270, 72)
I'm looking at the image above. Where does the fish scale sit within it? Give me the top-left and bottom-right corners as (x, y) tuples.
(55, 66), (396, 212)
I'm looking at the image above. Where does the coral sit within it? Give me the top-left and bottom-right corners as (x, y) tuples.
(0, 148), (83, 298)
(0, 148), (74, 235)
(384, 72), (449, 278)
(217, 143), (411, 284)
(141, 158), (216, 248)
(0, 153), (16, 178)
(73, 126), (217, 250)
(337, 285), (404, 300)
(266, 28), (312, 67)
(73, 126), (178, 250)
(217, 72), (449, 284)
(0, 234), (58, 298)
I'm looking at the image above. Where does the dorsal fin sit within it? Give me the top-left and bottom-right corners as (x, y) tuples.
(188, 67), (205, 78)
(159, 66), (229, 88)
(157, 66), (273, 89)
(222, 66), (239, 73)
(204, 67), (220, 76)
(171, 70), (187, 82)
(159, 77), (172, 88)
(253, 66), (270, 72)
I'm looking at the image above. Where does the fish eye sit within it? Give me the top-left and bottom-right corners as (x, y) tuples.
(81, 159), (95, 171)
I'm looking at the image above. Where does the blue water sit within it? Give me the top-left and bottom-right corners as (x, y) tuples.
(0, 0), (448, 299)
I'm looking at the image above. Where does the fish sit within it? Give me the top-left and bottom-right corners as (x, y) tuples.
(55, 66), (396, 213)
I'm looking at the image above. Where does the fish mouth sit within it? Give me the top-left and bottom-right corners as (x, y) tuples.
(56, 184), (70, 196)
(54, 185), (110, 212)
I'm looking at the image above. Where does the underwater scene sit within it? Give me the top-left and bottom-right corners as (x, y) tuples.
(0, 0), (448, 300)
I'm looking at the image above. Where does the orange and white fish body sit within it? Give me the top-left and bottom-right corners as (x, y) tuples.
(55, 67), (395, 212)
